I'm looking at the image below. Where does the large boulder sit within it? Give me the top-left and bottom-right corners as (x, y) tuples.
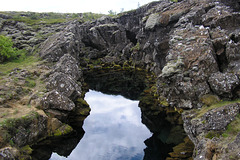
(0, 147), (19, 159)
(182, 103), (240, 159)
(46, 72), (82, 100)
(208, 72), (239, 98)
(158, 24), (218, 109)
(0, 111), (48, 147)
(40, 90), (75, 112)
(226, 40), (240, 74)
(38, 21), (82, 62)
(52, 53), (82, 81)
(40, 51), (84, 122)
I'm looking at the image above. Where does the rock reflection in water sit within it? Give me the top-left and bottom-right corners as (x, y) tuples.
(31, 130), (84, 160)
(50, 90), (152, 160)
(31, 89), (192, 160)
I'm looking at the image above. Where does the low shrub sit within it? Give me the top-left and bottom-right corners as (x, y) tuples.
(0, 35), (25, 62)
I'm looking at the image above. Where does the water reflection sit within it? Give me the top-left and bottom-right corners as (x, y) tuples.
(50, 90), (152, 160)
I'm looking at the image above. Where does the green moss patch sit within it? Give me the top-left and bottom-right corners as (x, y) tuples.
(0, 111), (39, 130)
(0, 111), (39, 147)
(76, 98), (89, 107)
(53, 124), (73, 137)
(205, 131), (220, 139)
(196, 99), (240, 118)
(200, 94), (220, 106)
(168, 136), (194, 159)
(24, 78), (36, 88)
(20, 145), (33, 155)
(222, 114), (240, 139)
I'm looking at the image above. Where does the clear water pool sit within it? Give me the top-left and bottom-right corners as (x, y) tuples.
(50, 90), (152, 160)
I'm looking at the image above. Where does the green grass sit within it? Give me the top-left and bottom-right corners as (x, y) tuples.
(211, 99), (240, 108)
(196, 99), (240, 118)
(9, 139), (14, 146)
(13, 109), (19, 115)
(0, 56), (39, 74)
(9, 17), (68, 25)
(2, 11), (105, 26)
(205, 130), (220, 139)
(24, 78), (36, 88)
(222, 114), (240, 139)
(1, 113), (8, 117)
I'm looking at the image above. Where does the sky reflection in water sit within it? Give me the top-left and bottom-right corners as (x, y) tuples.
(50, 90), (152, 160)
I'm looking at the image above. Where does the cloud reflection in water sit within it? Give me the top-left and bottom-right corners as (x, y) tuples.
(50, 90), (152, 160)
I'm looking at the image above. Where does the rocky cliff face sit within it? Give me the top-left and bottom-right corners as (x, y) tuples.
(37, 0), (240, 159)
(0, 13), (90, 160)
(0, 0), (240, 159)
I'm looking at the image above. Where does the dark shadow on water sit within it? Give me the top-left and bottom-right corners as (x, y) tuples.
(31, 129), (84, 160)
(84, 68), (147, 100)
(144, 133), (174, 160)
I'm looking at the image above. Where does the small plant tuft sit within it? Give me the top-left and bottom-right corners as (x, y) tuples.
(0, 35), (23, 62)
(205, 131), (220, 139)
(131, 42), (140, 52)
(9, 139), (14, 146)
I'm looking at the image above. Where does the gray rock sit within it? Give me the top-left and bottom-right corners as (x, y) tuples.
(0, 147), (19, 160)
(226, 42), (240, 74)
(40, 90), (75, 112)
(202, 5), (232, 28)
(39, 21), (81, 62)
(46, 72), (82, 100)
(53, 54), (82, 81)
(201, 103), (240, 131)
(0, 111), (48, 150)
(145, 13), (161, 30)
(194, 139), (216, 160)
(182, 103), (240, 159)
(220, 132), (240, 160)
(0, 13), (12, 19)
(208, 72), (239, 98)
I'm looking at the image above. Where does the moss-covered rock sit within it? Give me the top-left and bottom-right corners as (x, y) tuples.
(167, 136), (194, 159)
(182, 102), (240, 159)
(84, 61), (149, 100)
(0, 111), (49, 148)
(200, 94), (220, 106)
(53, 124), (73, 137)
